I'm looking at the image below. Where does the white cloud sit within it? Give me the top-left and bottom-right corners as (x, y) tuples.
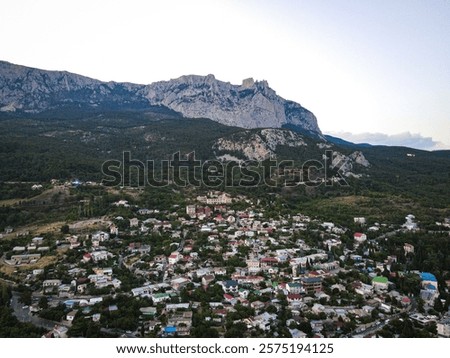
(327, 131), (450, 151)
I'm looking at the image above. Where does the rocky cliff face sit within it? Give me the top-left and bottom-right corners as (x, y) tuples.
(0, 60), (321, 136)
(142, 75), (321, 135)
(0, 61), (145, 113)
(213, 128), (308, 161)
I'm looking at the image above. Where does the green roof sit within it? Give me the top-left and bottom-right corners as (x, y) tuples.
(372, 276), (388, 284)
(153, 292), (170, 298)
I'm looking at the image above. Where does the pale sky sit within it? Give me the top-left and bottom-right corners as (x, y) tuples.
(1, 0), (449, 150)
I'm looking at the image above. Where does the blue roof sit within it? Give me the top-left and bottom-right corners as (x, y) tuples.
(425, 284), (437, 290)
(421, 272), (437, 282)
(165, 326), (177, 333)
(224, 280), (238, 287)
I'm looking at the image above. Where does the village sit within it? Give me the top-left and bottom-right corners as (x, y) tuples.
(0, 187), (449, 338)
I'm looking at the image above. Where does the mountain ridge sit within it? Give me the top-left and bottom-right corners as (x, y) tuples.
(0, 60), (321, 136)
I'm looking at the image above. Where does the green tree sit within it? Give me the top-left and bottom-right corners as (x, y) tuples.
(38, 296), (48, 310)
(299, 321), (313, 337)
(19, 290), (32, 306)
(400, 319), (415, 337)
(433, 298), (444, 313)
(0, 284), (11, 307)
(61, 224), (70, 234)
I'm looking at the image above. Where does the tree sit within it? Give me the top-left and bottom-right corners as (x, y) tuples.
(38, 296), (48, 310)
(19, 290), (32, 306)
(433, 297), (444, 313)
(298, 321), (313, 337)
(0, 284), (11, 307)
(61, 224), (70, 234)
(401, 319), (415, 337)
(224, 322), (247, 337)
(266, 305), (278, 314)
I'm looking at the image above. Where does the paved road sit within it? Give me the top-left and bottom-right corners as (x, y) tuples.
(11, 292), (66, 331)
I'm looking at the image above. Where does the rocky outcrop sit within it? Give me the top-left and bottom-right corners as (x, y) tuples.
(330, 150), (370, 177)
(213, 128), (307, 161)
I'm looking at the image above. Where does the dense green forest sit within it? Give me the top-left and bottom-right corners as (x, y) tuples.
(0, 109), (449, 228)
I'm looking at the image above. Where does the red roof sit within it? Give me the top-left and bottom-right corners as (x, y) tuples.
(287, 294), (302, 300)
(354, 232), (364, 237)
(224, 294), (234, 300)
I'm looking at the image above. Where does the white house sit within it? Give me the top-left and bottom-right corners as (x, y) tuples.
(353, 232), (367, 243)
(437, 317), (450, 337)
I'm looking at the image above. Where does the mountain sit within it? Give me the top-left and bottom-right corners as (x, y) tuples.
(143, 75), (321, 135)
(324, 134), (372, 148)
(0, 61), (321, 136)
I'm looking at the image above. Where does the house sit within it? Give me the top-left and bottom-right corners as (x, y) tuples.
(92, 313), (101, 322)
(51, 325), (68, 338)
(251, 300), (266, 311)
(186, 205), (196, 217)
(166, 303), (190, 312)
(202, 274), (215, 287)
(312, 303), (325, 314)
(223, 293), (234, 302)
(300, 277), (322, 293)
(167, 311), (192, 336)
(260, 257), (278, 268)
(164, 326), (177, 335)
(372, 276), (388, 291)
(379, 303), (392, 313)
(251, 312), (277, 331)
(222, 280), (238, 293)
(286, 282), (303, 294)
(401, 296), (411, 307)
(289, 329), (308, 338)
(139, 307), (157, 317)
(90, 251), (110, 263)
(138, 208), (152, 215)
(66, 235), (80, 249)
(110, 223), (119, 236)
(66, 310), (77, 322)
(32, 237), (44, 245)
(151, 292), (171, 304)
(129, 218), (139, 228)
(353, 232), (367, 243)
(421, 272), (438, 290)
(168, 252), (182, 265)
(10, 253), (41, 265)
(128, 242), (151, 254)
(43, 279), (62, 288)
(12, 246), (26, 253)
(171, 277), (190, 290)
(404, 243), (414, 254)
(287, 294), (302, 303)
(355, 282), (374, 297)
(437, 317), (450, 337)
(354, 217), (366, 224)
(246, 259), (260, 273)
(82, 253), (92, 262)
(113, 200), (129, 207)
(403, 215), (417, 230)
(213, 267), (227, 276)
(92, 231), (109, 242)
